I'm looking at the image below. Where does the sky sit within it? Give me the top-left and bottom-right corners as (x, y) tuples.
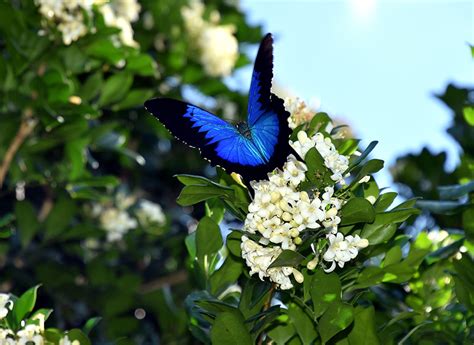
(235, 0), (473, 188)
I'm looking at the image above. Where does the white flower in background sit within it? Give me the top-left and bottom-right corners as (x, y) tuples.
(35, 0), (93, 45)
(16, 324), (44, 345)
(323, 233), (369, 272)
(36, 0), (140, 46)
(0, 328), (15, 344)
(100, 208), (138, 242)
(136, 200), (166, 226)
(0, 293), (12, 319)
(100, 0), (141, 46)
(60, 335), (80, 345)
(182, 0), (239, 77)
(241, 236), (301, 290)
(284, 97), (316, 129)
(290, 131), (349, 184)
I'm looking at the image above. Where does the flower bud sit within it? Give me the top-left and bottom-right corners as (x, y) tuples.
(292, 268), (304, 283)
(307, 257), (319, 270)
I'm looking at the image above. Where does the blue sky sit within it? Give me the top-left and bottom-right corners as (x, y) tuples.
(236, 0), (473, 188)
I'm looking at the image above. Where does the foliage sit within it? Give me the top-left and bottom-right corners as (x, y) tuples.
(390, 58), (474, 342)
(177, 110), (425, 344)
(0, 286), (92, 344)
(0, 0), (262, 343)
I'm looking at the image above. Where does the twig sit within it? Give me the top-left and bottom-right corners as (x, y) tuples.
(257, 283), (276, 345)
(0, 114), (37, 188)
(138, 270), (188, 294)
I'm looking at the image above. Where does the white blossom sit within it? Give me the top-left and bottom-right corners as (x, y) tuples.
(100, 208), (138, 242)
(0, 293), (12, 319)
(35, 0), (93, 45)
(290, 131), (349, 184)
(323, 233), (369, 272)
(0, 328), (15, 344)
(100, 0), (141, 47)
(17, 324), (44, 345)
(241, 236), (295, 290)
(136, 200), (166, 226)
(60, 335), (80, 345)
(182, 0), (238, 77)
(284, 97), (316, 129)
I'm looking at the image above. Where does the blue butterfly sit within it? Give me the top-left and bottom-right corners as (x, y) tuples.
(144, 33), (292, 182)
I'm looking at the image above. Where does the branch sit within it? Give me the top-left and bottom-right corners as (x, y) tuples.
(0, 114), (37, 188)
(138, 270), (188, 294)
(257, 283), (276, 345)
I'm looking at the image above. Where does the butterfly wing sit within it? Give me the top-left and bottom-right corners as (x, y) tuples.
(246, 34), (292, 180)
(144, 98), (271, 177)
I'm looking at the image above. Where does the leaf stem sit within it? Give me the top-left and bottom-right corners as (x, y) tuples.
(257, 283), (276, 345)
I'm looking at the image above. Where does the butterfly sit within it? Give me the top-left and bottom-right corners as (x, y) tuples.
(144, 33), (292, 182)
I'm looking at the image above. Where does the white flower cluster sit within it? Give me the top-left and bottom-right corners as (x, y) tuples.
(1, 294), (79, 344)
(181, 0), (238, 77)
(35, 0), (141, 46)
(99, 207), (138, 242)
(94, 195), (165, 242)
(100, 0), (141, 47)
(291, 131), (349, 184)
(136, 200), (166, 227)
(241, 155), (344, 289)
(241, 236), (303, 290)
(323, 233), (369, 272)
(284, 97), (316, 129)
(0, 293), (12, 320)
(35, 0), (94, 45)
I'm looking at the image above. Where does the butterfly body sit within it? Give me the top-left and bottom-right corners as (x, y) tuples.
(145, 33), (291, 182)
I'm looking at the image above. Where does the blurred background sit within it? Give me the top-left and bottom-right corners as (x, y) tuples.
(0, 0), (473, 344)
(237, 0), (473, 187)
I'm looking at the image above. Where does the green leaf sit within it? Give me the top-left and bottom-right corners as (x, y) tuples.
(268, 250), (305, 268)
(126, 53), (158, 76)
(318, 302), (354, 344)
(12, 285), (40, 326)
(268, 323), (297, 345)
(347, 306), (379, 345)
(112, 89), (154, 111)
(98, 72), (133, 106)
(339, 197), (375, 226)
(177, 184), (234, 206)
(308, 112), (331, 135)
(311, 269), (341, 318)
(383, 246), (402, 266)
(463, 207), (474, 241)
(80, 70), (103, 101)
(209, 256), (243, 295)
(288, 303), (317, 345)
(85, 38), (125, 64)
(438, 180), (474, 199)
(226, 230), (243, 257)
(304, 147), (333, 187)
(374, 192), (398, 212)
(196, 216), (222, 269)
(416, 200), (469, 215)
(351, 159), (384, 184)
(66, 329), (91, 345)
(83, 317), (102, 335)
(361, 208), (419, 245)
(44, 195), (77, 240)
(65, 138), (89, 180)
(347, 141), (378, 171)
(15, 201), (39, 247)
(210, 311), (252, 345)
(463, 106), (474, 126)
